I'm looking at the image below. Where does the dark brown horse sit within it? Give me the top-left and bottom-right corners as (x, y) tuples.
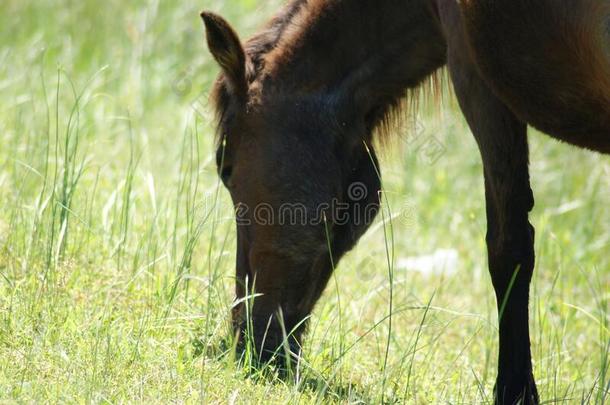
(200, 1), (610, 403)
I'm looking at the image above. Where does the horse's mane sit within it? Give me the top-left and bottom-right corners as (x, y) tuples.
(210, 0), (446, 145)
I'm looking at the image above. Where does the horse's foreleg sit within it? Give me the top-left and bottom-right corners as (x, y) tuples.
(453, 60), (538, 404)
(441, 8), (539, 404)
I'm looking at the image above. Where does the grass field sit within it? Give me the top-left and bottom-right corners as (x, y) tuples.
(1, 0), (608, 403)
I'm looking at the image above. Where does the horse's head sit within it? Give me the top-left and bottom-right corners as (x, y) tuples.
(201, 12), (381, 363)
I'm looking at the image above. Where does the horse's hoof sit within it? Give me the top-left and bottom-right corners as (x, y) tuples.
(494, 373), (539, 405)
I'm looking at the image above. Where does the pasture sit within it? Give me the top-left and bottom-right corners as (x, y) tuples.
(0, 0), (608, 403)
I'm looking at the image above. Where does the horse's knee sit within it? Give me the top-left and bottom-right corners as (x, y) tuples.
(485, 221), (536, 289)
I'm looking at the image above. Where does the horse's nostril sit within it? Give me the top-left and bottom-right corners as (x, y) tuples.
(233, 318), (304, 369)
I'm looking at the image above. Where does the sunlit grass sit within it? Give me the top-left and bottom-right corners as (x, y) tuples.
(0, 0), (608, 403)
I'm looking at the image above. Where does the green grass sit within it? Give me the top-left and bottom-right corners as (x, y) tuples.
(0, 0), (608, 403)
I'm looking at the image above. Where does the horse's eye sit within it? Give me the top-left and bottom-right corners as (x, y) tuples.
(220, 165), (233, 186)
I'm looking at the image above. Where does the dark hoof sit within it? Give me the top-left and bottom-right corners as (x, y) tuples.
(494, 373), (539, 405)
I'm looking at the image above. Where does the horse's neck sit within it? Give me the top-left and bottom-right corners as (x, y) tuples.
(257, 0), (446, 105)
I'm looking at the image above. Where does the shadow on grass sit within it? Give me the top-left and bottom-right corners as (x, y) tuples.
(188, 334), (387, 403)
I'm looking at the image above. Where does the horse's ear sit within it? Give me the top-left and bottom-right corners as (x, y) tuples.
(201, 11), (248, 96)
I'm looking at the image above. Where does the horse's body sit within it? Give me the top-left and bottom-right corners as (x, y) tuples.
(201, 1), (609, 403)
(460, 0), (610, 151)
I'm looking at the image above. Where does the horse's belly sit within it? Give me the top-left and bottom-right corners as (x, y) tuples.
(510, 90), (610, 153)
(461, 0), (610, 153)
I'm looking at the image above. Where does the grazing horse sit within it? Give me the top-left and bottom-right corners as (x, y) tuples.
(200, 0), (609, 403)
